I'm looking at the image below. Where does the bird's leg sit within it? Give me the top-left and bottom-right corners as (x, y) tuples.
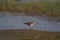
(29, 26), (32, 30)
(28, 26), (32, 32)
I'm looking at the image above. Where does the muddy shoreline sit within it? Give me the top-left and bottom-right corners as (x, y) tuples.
(0, 29), (60, 40)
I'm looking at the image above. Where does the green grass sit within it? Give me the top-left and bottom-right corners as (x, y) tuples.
(0, 0), (60, 17)
(0, 29), (60, 40)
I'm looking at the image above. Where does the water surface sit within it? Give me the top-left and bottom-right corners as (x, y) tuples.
(0, 12), (60, 32)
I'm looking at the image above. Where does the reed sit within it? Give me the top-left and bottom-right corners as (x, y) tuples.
(0, 0), (60, 17)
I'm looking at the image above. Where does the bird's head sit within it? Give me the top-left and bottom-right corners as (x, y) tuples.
(34, 22), (38, 24)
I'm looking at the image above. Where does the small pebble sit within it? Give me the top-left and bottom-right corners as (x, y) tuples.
(34, 36), (38, 38)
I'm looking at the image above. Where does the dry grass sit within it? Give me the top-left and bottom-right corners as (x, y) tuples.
(0, 29), (60, 40)
(0, 0), (60, 17)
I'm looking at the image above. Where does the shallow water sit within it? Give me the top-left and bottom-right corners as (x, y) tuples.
(0, 12), (60, 32)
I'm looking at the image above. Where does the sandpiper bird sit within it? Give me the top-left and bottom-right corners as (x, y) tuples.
(24, 21), (38, 29)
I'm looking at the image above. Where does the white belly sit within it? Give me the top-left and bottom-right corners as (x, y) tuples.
(30, 23), (34, 27)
